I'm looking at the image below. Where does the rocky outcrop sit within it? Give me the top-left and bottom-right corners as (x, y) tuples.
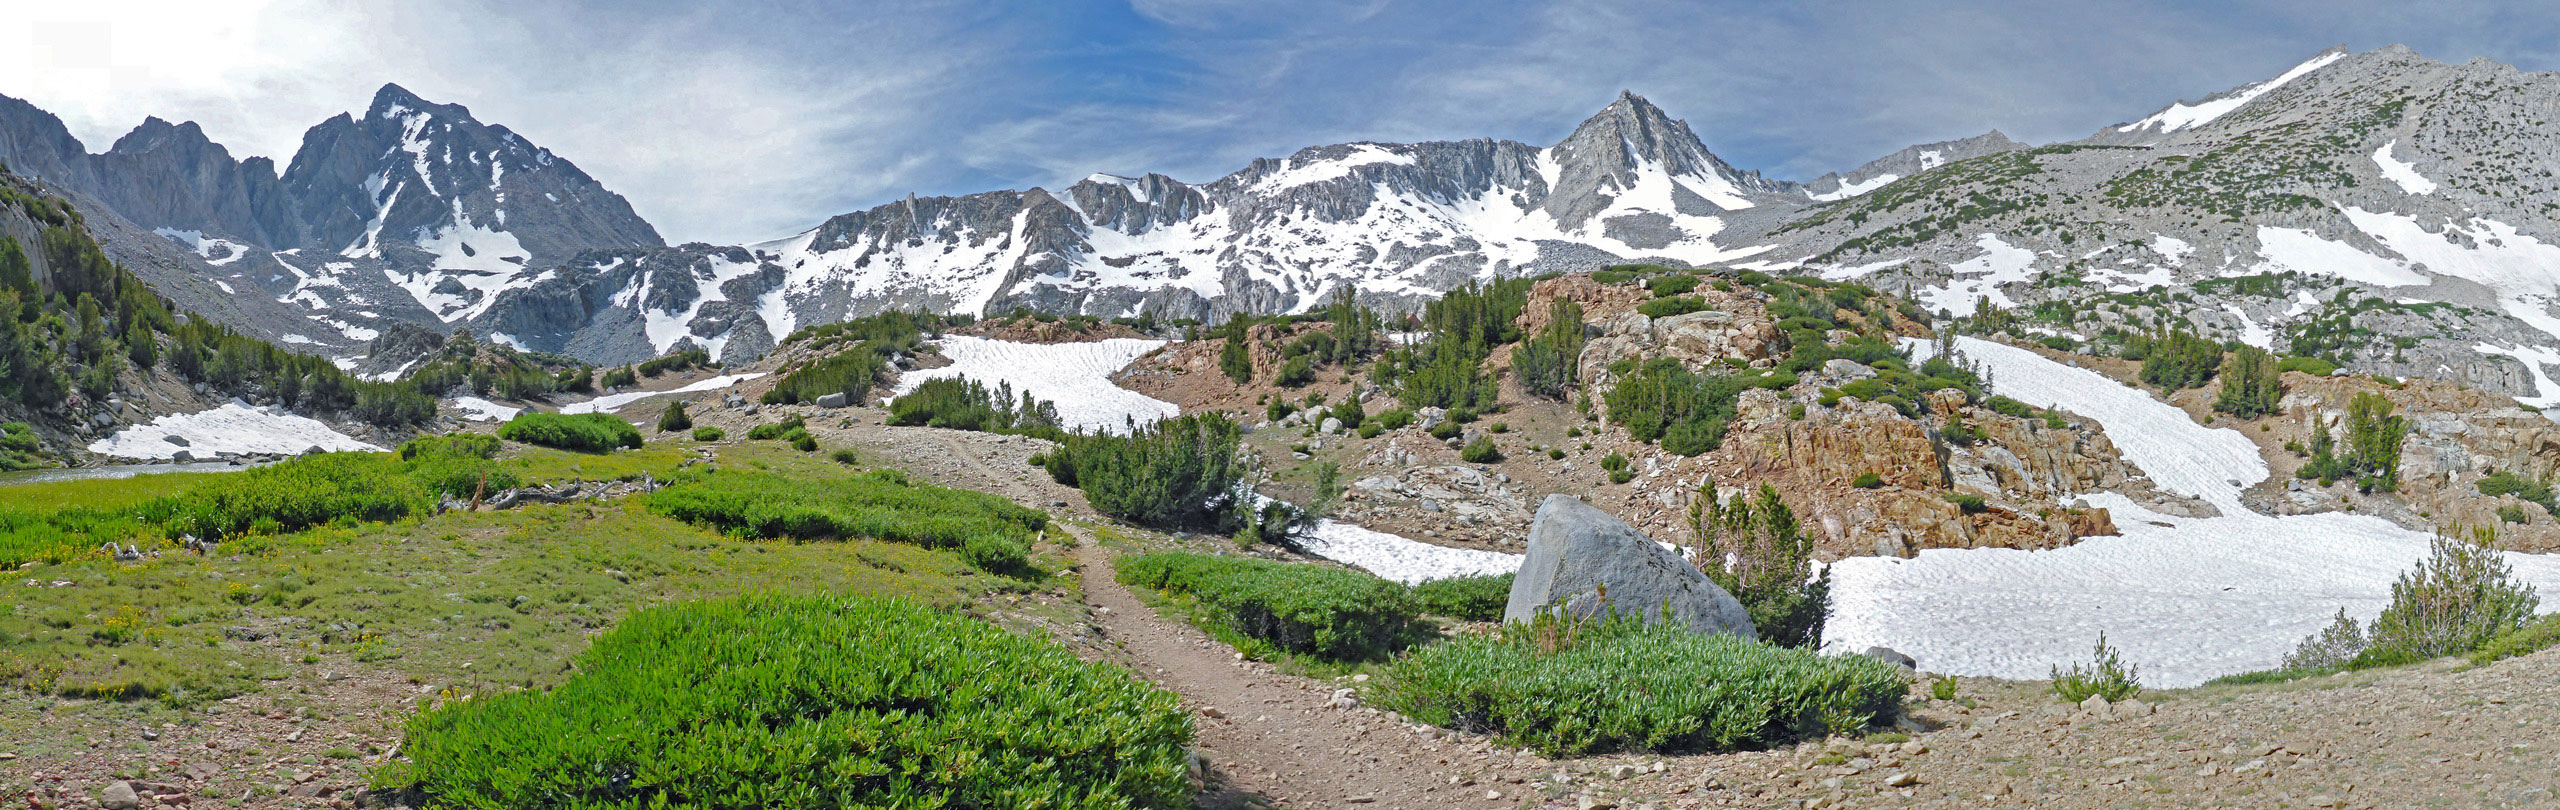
(2260, 373), (2560, 551)
(1505, 495), (1757, 639)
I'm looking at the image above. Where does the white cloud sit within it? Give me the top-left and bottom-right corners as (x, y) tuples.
(0, 0), (991, 244)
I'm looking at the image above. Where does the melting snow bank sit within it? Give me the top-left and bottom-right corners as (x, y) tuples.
(1908, 336), (2264, 509)
(1295, 520), (1521, 585)
(88, 402), (384, 460)
(449, 397), (523, 422)
(1833, 337), (2560, 687)
(894, 336), (1177, 434)
(562, 373), (767, 415)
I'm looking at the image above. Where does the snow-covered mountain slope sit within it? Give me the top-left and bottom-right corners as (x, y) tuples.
(0, 83), (663, 359)
(1801, 131), (2024, 202)
(482, 91), (1807, 364)
(1763, 44), (2560, 405)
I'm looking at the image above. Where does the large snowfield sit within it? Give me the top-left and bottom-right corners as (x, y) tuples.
(893, 336), (1180, 434)
(898, 332), (2560, 686)
(88, 401), (385, 460)
(1829, 337), (2560, 686)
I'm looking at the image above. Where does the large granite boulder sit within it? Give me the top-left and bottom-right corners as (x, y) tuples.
(1503, 494), (1757, 639)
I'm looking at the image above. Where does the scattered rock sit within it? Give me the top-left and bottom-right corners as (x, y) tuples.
(815, 392), (849, 409)
(2079, 694), (2112, 715)
(99, 781), (141, 810)
(1860, 646), (1917, 671)
(1503, 495), (1756, 639)
(1884, 772), (1919, 787)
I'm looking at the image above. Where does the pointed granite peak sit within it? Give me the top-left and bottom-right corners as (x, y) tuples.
(366, 83), (471, 123)
(107, 116), (219, 156)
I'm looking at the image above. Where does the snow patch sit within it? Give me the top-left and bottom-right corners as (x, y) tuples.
(2253, 226), (2428, 287)
(891, 337), (1176, 434)
(1836, 336), (2560, 686)
(87, 402), (384, 459)
(1254, 145), (1416, 191)
(1919, 234), (2036, 317)
(449, 396), (523, 422)
(2117, 50), (2345, 135)
(1809, 173), (1899, 202)
(1295, 520), (1521, 585)
(2371, 140), (2438, 195)
(563, 373), (767, 415)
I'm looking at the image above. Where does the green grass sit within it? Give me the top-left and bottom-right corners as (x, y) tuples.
(645, 468), (1048, 575)
(1375, 617), (1906, 757)
(2470, 613), (2560, 665)
(0, 499), (995, 708)
(0, 469), (235, 512)
(1117, 551), (1418, 661)
(502, 443), (696, 486)
(392, 593), (1192, 810)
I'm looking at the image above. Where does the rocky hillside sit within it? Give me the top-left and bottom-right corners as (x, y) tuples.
(17, 43), (2560, 408)
(0, 83), (662, 360)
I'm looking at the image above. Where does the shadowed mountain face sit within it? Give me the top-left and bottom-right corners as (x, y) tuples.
(15, 45), (2560, 404)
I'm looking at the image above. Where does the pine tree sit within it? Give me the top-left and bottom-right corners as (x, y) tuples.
(1219, 329), (1253, 384)
(1689, 482), (1831, 647)
(2212, 345), (2282, 418)
(658, 400), (692, 433)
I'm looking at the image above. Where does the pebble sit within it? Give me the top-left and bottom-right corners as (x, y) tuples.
(1884, 772), (1919, 787)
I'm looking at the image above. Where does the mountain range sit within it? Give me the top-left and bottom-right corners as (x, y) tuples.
(8, 44), (2560, 405)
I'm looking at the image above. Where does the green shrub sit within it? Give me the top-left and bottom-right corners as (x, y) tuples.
(1459, 436), (1502, 463)
(787, 430), (818, 453)
(2360, 528), (2538, 664)
(1547, 448), (1565, 460)
(2276, 355), (2337, 377)
(1275, 355), (1316, 387)
(1357, 423), (1383, 439)
(2477, 469), (2556, 516)
(397, 434), (518, 499)
(1412, 573), (1514, 622)
(2050, 633), (2141, 703)
(1512, 300), (1585, 399)
(397, 593), (1191, 810)
(0, 422), (41, 471)
(890, 376), (1058, 435)
(746, 415), (804, 441)
(2281, 608), (2367, 673)
(498, 412), (643, 452)
(1637, 296), (1709, 319)
(1043, 414), (1282, 538)
(1377, 617), (1904, 756)
(1942, 493), (1987, 514)
(1374, 409), (1413, 430)
(1929, 674), (1958, 701)
(1646, 274), (1701, 297)
(691, 426), (725, 442)
(1219, 330), (1253, 384)
(830, 449), (860, 465)
(1427, 419), (1461, 440)
(1605, 358), (1764, 456)
(1117, 552), (1417, 660)
(1850, 472), (1884, 489)
(1601, 453), (1634, 484)
(598, 364), (637, 389)
(1690, 484), (1832, 648)
(647, 469), (1045, 574)
(147, 453), (430, 541)
(656, 400), (691, 433)
(2213, 345), (2283, 418)
(2469, 614), (2560, 665)
(2137, 330), (2221, 391)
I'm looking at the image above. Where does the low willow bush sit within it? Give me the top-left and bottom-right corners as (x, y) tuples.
(497, 412), (643, 452)
(395, 593), (1193, 810)
(146, 453), (431, 541)
(1412, 573), (1514, 621)
(1375, 617), (1906, 756)
(646, 469), (1047, 575)
(397, 434), (518, 499)
(1117, 551), (1417, 660)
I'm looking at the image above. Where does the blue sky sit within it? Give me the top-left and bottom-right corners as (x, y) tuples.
(5, 0), (2558, 244)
